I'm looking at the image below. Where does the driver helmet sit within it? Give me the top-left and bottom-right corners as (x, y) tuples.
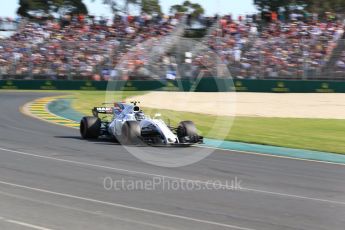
(135, 111), (145, 121)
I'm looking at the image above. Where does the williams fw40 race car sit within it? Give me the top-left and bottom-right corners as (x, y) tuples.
(79, 101), (203, 146)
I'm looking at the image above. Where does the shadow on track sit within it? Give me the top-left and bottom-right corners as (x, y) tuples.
(55, 136), (121, 146)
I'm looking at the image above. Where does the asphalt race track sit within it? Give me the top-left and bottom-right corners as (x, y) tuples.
(0, 92), (345, 230)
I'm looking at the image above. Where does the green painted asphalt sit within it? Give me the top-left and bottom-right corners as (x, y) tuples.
(203, 139), (345, 164)
(48, 98), (345, 165)
(48, 98), (85, 122)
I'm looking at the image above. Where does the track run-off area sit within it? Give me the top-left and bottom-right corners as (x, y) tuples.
(0, 91), (345, 230)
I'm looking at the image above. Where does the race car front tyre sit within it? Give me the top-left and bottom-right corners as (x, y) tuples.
(121, 121), (141, 145)
(177, 121), (200, 143)
(80, 116), (101, 139)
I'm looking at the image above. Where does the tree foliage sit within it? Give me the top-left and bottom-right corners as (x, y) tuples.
(94, 0), (142, 15)
(305, 0), (345, 14)
(170, 0), (205, 18)
(17, 0), (88, 17)
(95, 0), (162, 16)
(141, 0), (162, 15)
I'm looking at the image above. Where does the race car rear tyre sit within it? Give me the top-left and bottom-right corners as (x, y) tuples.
(177, 121), (199, 143)
(80, 116), (101, 139)
(121, 121), (141, 145)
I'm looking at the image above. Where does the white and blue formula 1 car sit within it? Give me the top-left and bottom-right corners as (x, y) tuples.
(80, 101), (203, 145)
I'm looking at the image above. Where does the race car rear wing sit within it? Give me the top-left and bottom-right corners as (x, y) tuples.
(92, 107), (113, 117)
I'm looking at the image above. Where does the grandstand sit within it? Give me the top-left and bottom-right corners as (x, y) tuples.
(1, 12), (345, 80)
(0, 14), (182, 80)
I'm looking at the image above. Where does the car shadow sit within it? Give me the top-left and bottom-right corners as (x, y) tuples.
(54, 136), (121, 145)
(54, 136), (194, 148)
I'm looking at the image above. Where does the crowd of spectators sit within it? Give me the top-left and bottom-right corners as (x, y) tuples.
(1, 12), (345, 80)
(333, 41), (345, 77)
(204, 14), (344, 79)
(115, 12), (345, 80)
(336, 51), (345, 70)
(241, 20), (343, 78)
(0, 14), (180, 79)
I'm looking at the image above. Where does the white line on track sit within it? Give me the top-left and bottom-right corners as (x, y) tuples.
(0, 180), (254, 230)
(0, 216), (53, 230)
(1, 146), (345, 206)
(0, 190), (175, 230)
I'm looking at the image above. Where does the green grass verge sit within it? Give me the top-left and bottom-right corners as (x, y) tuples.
(70, 91), (345, 154)
(4, 90), (344, 154)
